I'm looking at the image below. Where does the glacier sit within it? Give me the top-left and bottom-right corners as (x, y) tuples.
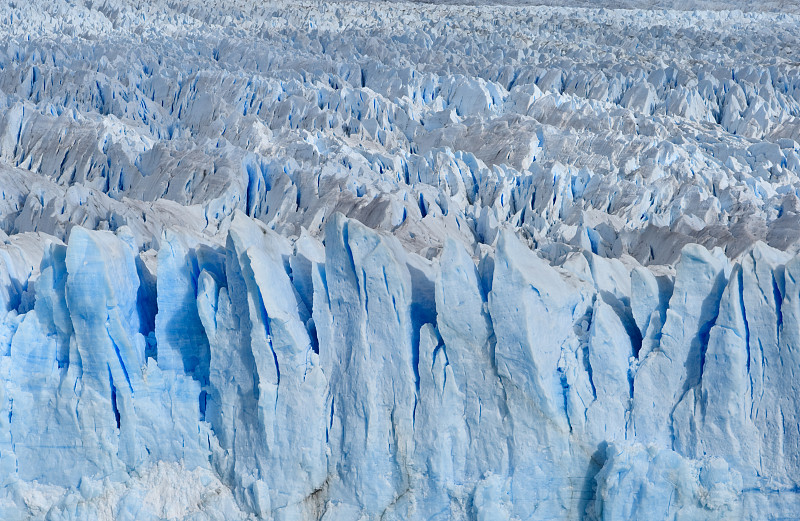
(2, 0), (800, 519)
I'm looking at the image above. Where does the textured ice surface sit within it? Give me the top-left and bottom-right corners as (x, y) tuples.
(2, 0), (800, 519)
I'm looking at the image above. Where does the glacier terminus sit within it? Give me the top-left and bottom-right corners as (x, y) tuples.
(2, 0), (800, 519)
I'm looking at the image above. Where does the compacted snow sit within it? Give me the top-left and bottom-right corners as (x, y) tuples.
(1, 0), (800, 519)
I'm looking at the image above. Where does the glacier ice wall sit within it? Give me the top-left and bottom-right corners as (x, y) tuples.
(2, 0), (800, 519)
(4, 210), (798, 520)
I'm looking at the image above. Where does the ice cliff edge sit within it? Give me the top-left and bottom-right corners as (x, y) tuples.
(1, 212), (796, 519)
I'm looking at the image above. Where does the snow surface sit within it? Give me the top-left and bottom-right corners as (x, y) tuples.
(1, 0), (800, 519)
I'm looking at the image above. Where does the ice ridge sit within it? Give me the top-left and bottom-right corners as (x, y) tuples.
(1, 0), (800, 519)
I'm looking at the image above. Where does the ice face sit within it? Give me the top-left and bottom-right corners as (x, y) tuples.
(2, 0), (800, 519)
